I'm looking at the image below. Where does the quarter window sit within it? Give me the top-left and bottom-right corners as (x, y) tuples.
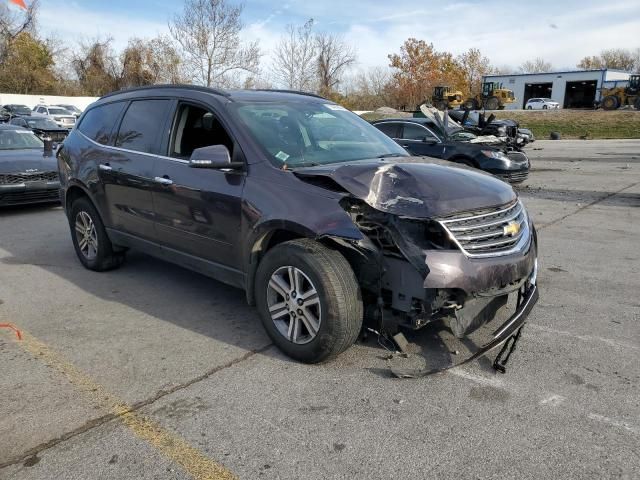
(78, 102), (127, 145)
(115, 100), (171, 154)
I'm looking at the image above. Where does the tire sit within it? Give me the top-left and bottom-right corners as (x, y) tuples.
(634, 97), (640, 110)
(527, 106), (532, 110)
(485, 96), (500, 111)
(463, 98), (478, 110)
(542, 105), (548, 110)
(68, 197), (125, 271)
(255, 239), (363, 363)
(601, 95), (619, 110)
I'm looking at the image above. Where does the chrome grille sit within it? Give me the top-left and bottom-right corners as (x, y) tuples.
(0, 171), (59, 184)
(439, 200), (530, 258)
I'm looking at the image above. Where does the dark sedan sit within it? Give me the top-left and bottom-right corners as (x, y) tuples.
(9, 116), (69, 144)
(372, 117), (529, 184)
(2, 104), (32, 117)
(0, 125), (60, 206)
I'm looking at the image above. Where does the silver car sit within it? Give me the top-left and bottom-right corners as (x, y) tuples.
(32, 105), (77, 129)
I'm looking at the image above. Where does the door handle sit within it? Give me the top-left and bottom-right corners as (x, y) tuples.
(154, 176), (174, 186)
(99, 163), (112, 171)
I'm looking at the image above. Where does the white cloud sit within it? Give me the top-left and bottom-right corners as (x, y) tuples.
(39, 2), (169, 50)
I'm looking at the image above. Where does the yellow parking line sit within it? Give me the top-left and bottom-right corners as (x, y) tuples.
(5, 328), (238, 480)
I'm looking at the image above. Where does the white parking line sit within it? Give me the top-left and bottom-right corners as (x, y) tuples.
(587, 413), (639, 435)
(449, 369), (506, 388)
(528, 324), (640, 351)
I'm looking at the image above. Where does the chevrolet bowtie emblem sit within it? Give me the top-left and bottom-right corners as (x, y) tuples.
(503, 221), (520, 236)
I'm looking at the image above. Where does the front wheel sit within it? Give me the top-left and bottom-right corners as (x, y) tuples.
(634, 97), (640, 110)
(255, 239), (363, 363)
(463, 98), (478, 110)
(68, 197), (125, 271)
(602, 95), (619, 110)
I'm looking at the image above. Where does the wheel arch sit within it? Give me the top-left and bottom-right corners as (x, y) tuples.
(244, 220), (363, 306)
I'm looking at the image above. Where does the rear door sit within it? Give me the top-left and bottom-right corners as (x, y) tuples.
(151, 101), (246, 271)
(398, 122), (445, 157)
(104, 99), (173, 240)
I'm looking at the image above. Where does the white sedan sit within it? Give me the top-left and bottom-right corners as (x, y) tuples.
(525, 98), (560, 110)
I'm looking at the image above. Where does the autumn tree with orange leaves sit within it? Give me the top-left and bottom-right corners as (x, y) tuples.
(387, 39), (498, 110)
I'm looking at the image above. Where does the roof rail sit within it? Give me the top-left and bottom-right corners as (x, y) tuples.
(99, 84), (231, 100)
(253, 89), (326, 100)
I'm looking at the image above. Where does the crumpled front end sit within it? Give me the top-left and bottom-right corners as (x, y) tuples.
(340, 197), (538, 341)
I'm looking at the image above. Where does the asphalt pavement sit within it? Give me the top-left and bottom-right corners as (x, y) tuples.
(1, 139), (639, 479)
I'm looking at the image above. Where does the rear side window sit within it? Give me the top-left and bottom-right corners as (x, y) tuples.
(402, 123), (437, 141)
(79, 102), (126, 145)
(115, 100), (171, 154)
(375, 123), (399, 138)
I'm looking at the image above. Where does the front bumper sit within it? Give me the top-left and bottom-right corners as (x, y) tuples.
(0, 181), (61, 206)
(390, 282), (538, 378)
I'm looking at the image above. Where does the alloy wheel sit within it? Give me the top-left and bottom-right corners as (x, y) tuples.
(74, 211), (98, 260)
(266, 266), (321, 344)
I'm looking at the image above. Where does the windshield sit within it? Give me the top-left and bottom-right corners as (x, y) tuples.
(232, 101), (407, 168)
(57, 105), (80, 113)
(8, 105), (31, 115)
(48, 107), (72, 115)
(26, 118), (60, 129)
(0, 129), (44, 149)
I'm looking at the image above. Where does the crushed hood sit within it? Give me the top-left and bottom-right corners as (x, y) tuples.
(294, 158), (516, 219)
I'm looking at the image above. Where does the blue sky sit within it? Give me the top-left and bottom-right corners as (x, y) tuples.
(35, 0), (640, 72)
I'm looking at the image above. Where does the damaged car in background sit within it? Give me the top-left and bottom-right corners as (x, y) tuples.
(448, 109), (535, 147)
(58, 86), (538, 371)
(372, 106), (530, 184)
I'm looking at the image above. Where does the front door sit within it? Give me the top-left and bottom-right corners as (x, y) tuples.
(398, 122), (445, 158)
(151, 102), (245, 271)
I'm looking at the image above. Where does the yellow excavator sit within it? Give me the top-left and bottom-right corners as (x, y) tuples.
(431, 86), (463, 110)
(464, 82), (516, 111)
(599, 74), (640, 110)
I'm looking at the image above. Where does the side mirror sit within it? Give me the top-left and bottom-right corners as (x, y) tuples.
(189, 144), (243, 171)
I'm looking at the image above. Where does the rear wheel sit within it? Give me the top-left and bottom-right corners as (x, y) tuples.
(255, 239), (363, 363)
(602, 95), (619, 110)
(634, 97), (640, 110)
(463, 98), (479, 110)
(68, 197), (125, 271)
(485, 96), (500, 111)
(527, 106), (533, 110)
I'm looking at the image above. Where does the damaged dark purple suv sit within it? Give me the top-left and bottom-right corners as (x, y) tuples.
(57, 86), (538, 364)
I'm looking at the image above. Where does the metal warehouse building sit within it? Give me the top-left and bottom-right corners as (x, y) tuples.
(483, 69), (632, 109)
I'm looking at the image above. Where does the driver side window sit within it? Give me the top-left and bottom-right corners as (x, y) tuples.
(169, 103), (234, 159)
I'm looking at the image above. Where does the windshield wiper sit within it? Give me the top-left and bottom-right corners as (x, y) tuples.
(378, 153), (404, 159)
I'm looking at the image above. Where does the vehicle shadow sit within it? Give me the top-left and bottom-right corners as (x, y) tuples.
(1, 206), (506, 376)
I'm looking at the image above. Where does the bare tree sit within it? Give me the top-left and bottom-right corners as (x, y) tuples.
(519, 57), (553, 73)
(315, 32), (356, 96)
(71, 37), (121, 95)
(169, 0), (260, 87)
(272, 19), (316, 91)
(0, 0), (38, 62)
(457, 48), (492, 95)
